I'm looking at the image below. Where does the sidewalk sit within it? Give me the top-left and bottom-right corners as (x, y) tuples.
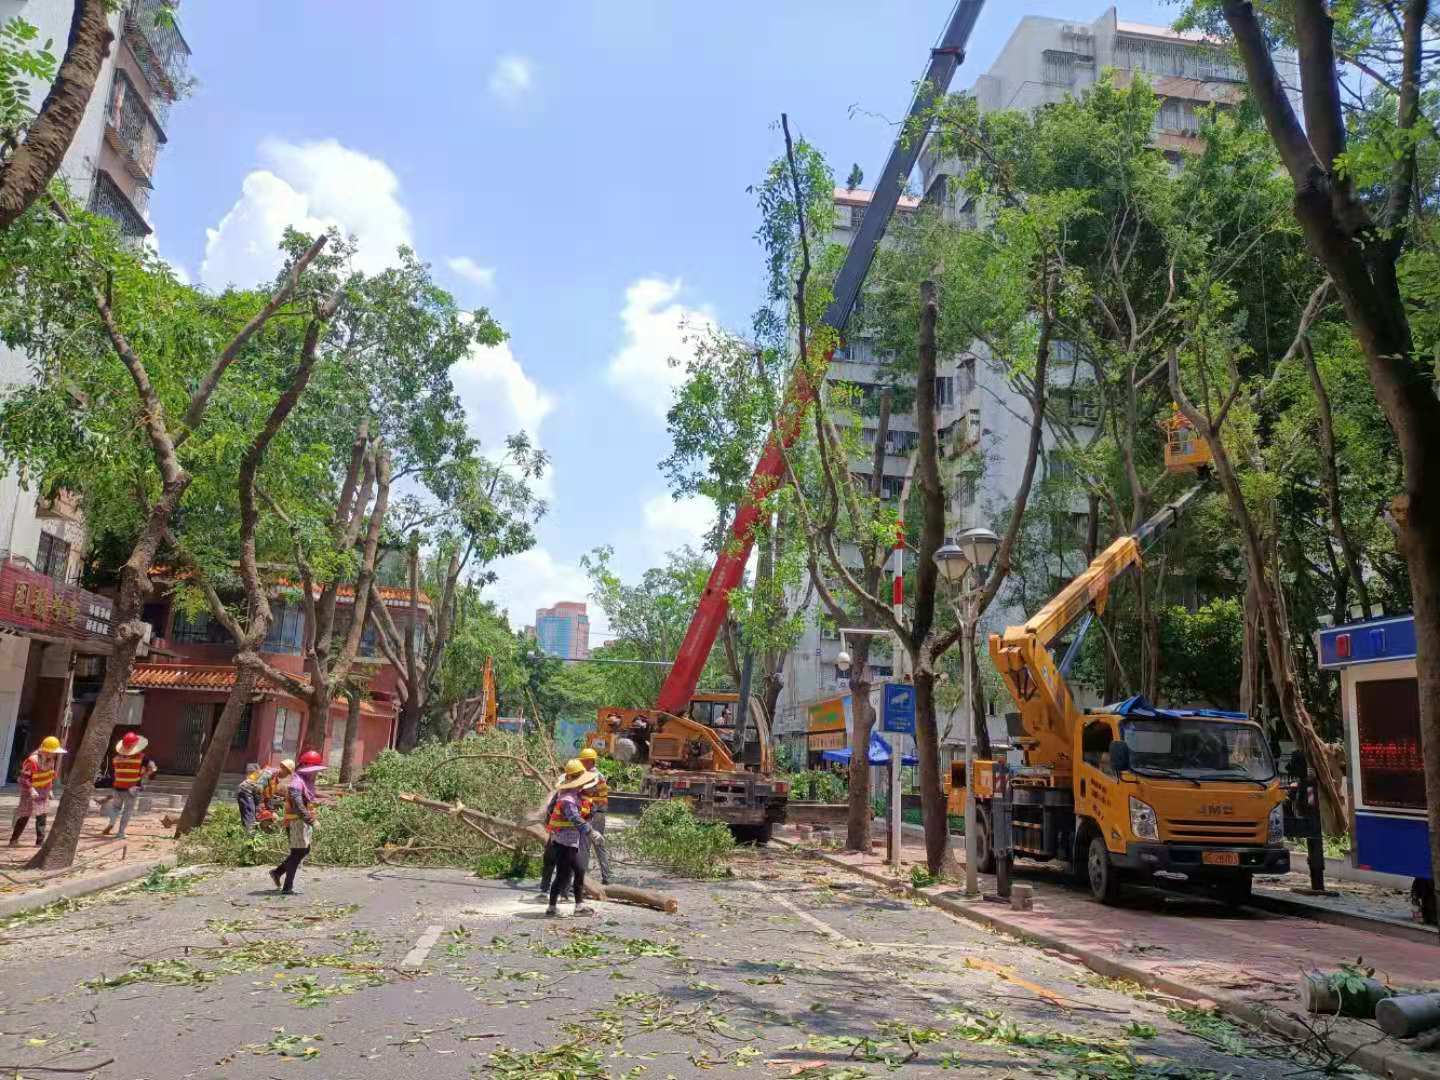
(781, 824), (1440, 1080)
(1, 794), (178, 912)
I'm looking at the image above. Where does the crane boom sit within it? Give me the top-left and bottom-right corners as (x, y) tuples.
(655, 0), (986, 716)
(989, 483), (1208, 752)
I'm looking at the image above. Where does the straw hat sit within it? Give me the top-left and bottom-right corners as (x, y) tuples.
(114, 731), (148, 756)
(279, 758), (296, 773)
(557, 758), (596, 791)
(37, 736), (66, 755)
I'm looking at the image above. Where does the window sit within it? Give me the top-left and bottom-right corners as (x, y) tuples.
(885, 429), (919, 454)
(1156, 98), (1200, 135)
(934, 376), (954, 407)
(1355, 678), (1424, 810)
(1050, 511), (1090, 548)
(1082, 720), (1116, 772)
(1042, 49), (1077, 85)
(263, 605), (304, 653)
(88, 170), (151, 238)
(171, 608), (230, 644)
(955, 356), (976, 395)
(230, 704), (253, 750)
(881, 475), (906, 501)
(36, 532), (70, 580)
(1047, 450), (1076, 485)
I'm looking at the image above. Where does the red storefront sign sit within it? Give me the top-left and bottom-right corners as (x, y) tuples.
(0, 558), (113, 643)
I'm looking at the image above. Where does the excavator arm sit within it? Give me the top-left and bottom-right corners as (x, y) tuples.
(989, 484), (1208, 756)
(654, 0), (987, 719)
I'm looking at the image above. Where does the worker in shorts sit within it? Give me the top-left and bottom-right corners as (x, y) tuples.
(578, 748), (612, 885)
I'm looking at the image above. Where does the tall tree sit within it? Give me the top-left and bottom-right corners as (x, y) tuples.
(1184, 0), (1439, 883)
(0, 202), (326, 868)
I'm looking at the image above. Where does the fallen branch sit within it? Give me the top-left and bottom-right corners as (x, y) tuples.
(440, 752), (550, 786)
(397, 792), (679, 913)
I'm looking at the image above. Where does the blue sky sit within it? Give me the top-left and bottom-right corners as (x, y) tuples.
(152, 0), (1177, 640)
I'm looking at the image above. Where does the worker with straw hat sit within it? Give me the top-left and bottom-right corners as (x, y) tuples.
(102, 731), (156, 839)
(9, 736), (66, 847)
(270, 749), (325, 896)
(237, 758), (293, 832)
(544, 758), (602, 918)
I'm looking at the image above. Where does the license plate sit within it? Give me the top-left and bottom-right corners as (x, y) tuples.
(1202, 850), (1240, 866)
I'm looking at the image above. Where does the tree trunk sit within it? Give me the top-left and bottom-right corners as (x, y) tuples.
(299, 680), (331, 755)
(0, 0), (114, 232)
(397, 695), (424, 754)
(1301, 336), (1372, 618)
(1240, 575), (1262, 718)
(339, 692), (362, 785)
(175, 657), (260, 835)
(913, 667), (949, 875)
(1400, 493), (1440, 914)
(845, 638), (875, 851)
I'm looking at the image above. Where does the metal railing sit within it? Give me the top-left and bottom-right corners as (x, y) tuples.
(89, 171), (150, 238)
(123, 0), (191, 101)
(106, 71), (163, 180)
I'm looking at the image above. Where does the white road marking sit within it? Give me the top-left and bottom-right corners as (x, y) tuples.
(745, 880), (854, 945)
(401, 924), (445, 970)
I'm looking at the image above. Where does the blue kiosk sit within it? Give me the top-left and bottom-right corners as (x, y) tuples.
(1317, 614), (1435, 924)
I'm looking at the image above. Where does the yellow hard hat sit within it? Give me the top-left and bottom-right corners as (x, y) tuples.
(579, 747), (599, 764)
(38, 736), (65, 754)
(563, 758), (586, 778)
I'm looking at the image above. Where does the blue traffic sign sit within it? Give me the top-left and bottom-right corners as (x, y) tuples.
(881, 682), (915, 735)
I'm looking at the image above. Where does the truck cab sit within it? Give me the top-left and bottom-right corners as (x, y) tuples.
(1072, 699), (1289, 903)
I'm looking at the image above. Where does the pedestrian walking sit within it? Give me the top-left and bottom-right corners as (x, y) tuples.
(8, 737), (66, 847)
(269, 750), (323, 896)
(545, 758), (602, 919)
(578, 747), (612, 885)
(101, 732), (156, 839)
(236, 759), (293, 832)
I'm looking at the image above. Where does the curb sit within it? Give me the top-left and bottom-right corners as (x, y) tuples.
(0, 858), (172, 921)
(776, 838), (1440, 1080)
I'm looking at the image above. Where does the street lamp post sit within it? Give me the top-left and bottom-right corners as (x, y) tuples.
(934, 526), (999, 898)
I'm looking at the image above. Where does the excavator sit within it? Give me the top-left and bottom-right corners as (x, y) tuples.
(586, 1), (989, 841)
(972, 420), (1291, 905)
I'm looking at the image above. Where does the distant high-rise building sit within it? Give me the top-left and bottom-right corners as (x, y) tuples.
(534, 602), (590, 660)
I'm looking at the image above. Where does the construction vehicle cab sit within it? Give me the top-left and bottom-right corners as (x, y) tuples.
(588, 695), (787, 842)
(982, 485), (1289, 905)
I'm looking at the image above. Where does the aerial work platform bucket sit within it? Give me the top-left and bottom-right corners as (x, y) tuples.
(1161, 407), (1212, 474)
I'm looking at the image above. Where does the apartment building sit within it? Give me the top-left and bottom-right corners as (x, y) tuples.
(0, 0), (191, 781)
(536, 601), (590, 660)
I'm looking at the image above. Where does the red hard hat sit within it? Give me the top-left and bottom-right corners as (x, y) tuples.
(297, 750), (324, 769)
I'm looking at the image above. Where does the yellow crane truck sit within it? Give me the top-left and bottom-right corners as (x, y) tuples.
(975, 482), (1290, 905)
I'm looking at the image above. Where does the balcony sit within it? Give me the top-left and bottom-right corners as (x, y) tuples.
(89, 170), (151, 238)
(105, 70), (165, 182)
(123, 0), (191, 102)
(0, 556), (113, 648)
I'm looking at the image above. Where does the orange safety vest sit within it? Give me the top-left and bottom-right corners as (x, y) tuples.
(112, 754), (145, 790)
(283, 782), (314, 825)
(546, 793), (592, 833)
(590, 776), (609, 809)
(23, 755), (55, 793)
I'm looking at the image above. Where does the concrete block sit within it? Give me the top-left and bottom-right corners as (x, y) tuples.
(1011, 884), (1035, 912)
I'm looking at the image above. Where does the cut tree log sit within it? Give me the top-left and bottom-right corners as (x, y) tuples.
(396, 792), (679, 913)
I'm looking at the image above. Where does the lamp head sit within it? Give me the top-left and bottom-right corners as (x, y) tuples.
(933, 540), (969, 585)
(835, 650), (852, 673)
(958, 526), (1000, 571)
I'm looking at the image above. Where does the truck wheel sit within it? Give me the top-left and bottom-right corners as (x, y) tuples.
(1087, 835), (1121, 904)
(1215, 874), (1253, 907)
(973, 808), (997, 875)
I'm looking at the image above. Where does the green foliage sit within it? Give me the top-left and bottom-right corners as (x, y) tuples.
(614, 799), (734, 879)
(593, 754), (644, 792)
(785, 768), (847, 803)
(179, 731), (553, 872)
(909, 865), (938, 889)
(1157, 599), (1244, 709)
(0, 17), (56, 135)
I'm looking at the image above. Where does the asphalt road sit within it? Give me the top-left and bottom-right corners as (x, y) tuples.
(0, 849), (1338, 1078)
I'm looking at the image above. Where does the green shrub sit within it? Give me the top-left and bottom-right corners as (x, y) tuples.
(615, 800), (735, 879)
(786, 769), (848, 803)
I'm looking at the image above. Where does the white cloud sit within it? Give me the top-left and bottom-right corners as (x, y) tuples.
(606, 278), (718, 420)
(200, 138), (413, 290)
(452, 338), (557, 497)
(485, 546), (589, 627)
(488, 55), (534, 104)
(640, 492), (716, 560)
(446, 255), (497, 291)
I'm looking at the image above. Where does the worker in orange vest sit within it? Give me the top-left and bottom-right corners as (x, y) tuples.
(269, 749), (324, 896)
(578, 748), (612, 885)
(101, 731), (157, 839)
(8, 736), (66, 847)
